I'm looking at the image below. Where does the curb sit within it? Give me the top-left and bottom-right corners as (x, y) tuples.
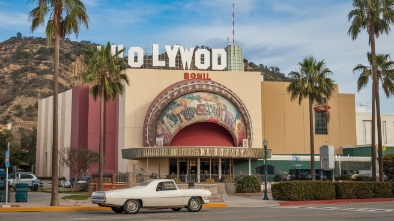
(0, 206), (110, 212)
(203, 203), (227, 208)
(0, 203), (227, 213)
(279, 198), (394, 206)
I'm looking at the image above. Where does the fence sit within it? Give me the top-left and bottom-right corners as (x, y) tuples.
(88, 172), (130, 195)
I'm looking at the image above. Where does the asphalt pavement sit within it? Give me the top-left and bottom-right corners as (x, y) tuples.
(1, 181), (393, 213)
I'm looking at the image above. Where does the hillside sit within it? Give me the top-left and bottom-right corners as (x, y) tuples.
(0, 36), (96, 137)
(0, 36), (290, 139)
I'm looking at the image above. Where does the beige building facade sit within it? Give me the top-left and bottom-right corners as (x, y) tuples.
(36, 68), (358, 180)
(262, 82), (357, 155)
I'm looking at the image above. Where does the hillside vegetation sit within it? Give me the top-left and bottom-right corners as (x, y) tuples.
(0, 36), (95, 138)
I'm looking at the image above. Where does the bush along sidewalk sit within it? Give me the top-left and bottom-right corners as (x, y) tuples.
(271, 181), (394, 201)
(234, 174), (261, 193)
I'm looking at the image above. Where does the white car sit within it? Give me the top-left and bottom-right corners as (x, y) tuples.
(61, 178), (75, 188)
(91, 179), (211, 214)
(9, 172), (42, 191)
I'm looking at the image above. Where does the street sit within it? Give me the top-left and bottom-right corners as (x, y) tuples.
(1, 201), (394, 221)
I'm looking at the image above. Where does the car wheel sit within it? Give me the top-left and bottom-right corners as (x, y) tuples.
(123, 199), (140, 214)
(111, 206), (124, 213)
(186, 197), (202, 212)
(32, 185), (38, 191)
(171, 208), (182, 211)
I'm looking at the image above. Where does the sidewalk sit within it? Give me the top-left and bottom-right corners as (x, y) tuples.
(0, 191), (281, 212)
(1, 191), (110, 212)
(2, 190), (394, 212)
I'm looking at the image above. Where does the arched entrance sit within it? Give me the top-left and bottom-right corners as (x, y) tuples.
(139, 79), (254, 182)
(170, 122), (235, 182)
(170, 122), (234, 146)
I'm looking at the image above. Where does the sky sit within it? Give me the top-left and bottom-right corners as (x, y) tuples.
(0, 0), (393, 113)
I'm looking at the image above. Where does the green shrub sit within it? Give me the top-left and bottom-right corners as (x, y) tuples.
(234, 174), (260, 193)
(272, 181), (336, 201)
(335, 182), (393, 199)
(352, 175), (373, 181)
(383, 154), (394, 181)
(205, 178), (215, 183)
(373, 183), (393, 198)
(335, 182), (373, 199)
(334, 174), (352, 181)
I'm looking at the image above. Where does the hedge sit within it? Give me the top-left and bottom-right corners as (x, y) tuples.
(271, 181), (335, 201)
(272, 181), (394, 201)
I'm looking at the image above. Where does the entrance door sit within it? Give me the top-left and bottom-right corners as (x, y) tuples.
(189, 159), (197, 182)
(221, 159), (233, 182)
(179, 160), (187, 182)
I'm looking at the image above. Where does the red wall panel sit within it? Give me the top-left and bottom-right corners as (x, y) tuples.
(87, 95), (119, 173)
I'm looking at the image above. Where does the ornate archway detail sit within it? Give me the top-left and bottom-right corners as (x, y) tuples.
(143, 79), (253, 147)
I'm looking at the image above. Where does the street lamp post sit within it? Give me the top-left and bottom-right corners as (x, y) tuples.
(263, 139), (269, 200)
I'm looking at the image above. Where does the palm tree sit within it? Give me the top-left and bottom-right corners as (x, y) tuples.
(348, 0), (394, 182)
(82, 42), (130, 191)
(28, 0), (88, 205)
(286, 56), (335, 180)
(353, 52), (394, 181)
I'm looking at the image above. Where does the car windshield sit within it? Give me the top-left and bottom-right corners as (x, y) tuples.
(138, 180), (155, 186)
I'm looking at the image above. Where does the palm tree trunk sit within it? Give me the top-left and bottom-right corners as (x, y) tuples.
(376, 83), (383, 182)
(370, 23), (377, 182)
(50, 3), (60, 206)
(98, 80), (105, 191)
(309, 97), (315, 180)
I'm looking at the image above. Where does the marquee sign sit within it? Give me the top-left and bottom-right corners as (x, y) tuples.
(122, 147), (271, 159)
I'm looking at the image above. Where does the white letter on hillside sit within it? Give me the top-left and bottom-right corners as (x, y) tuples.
(212, 49), (226, 70)
(179, 46), (194, 70)
(128, 47), (144, 68)
(153, 44), (165, 67)
(165, 45), (180, 68)
(195, 49), (210, 70)
(117, 45), (124, 58)
(111, 45), (124, 58)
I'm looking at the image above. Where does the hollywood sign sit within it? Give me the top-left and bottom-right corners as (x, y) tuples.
(113, 44), (227, 70)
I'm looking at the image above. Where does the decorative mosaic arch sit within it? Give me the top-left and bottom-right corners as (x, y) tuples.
(143, 79), (253, 147)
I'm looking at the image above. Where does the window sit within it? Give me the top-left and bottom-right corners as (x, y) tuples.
(163, 181), (177, 190)
(156, 181), (177, 191)
(315, 111), (328, 134)
(315, 97), (328, 135)
(21, 174), (30, 179)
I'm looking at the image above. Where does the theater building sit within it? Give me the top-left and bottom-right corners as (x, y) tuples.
(35, 44), (359, 182)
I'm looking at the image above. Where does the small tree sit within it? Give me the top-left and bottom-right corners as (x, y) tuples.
(383, 154), (394, 181)
(59, 147), (99, 191)
(19, 127), (37, 168)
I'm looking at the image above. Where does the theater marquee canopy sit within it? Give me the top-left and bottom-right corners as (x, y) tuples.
(121, 147), (272, 159)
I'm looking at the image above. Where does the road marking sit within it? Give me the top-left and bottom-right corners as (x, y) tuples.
(280, 206), (393, 212)
(68, 219), (94, 220)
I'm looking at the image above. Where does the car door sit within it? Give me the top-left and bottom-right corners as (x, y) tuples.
(20, 174), (33, 186)
(153, 181), (185, 207)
